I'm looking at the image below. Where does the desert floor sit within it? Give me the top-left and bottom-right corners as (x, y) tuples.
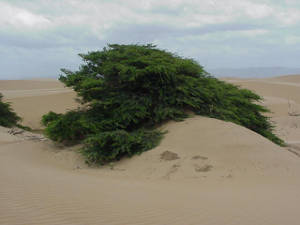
(0, 76), (300, 225)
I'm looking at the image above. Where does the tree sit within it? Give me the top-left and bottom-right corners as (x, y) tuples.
(0, 93), (21, 127)
(42, 44), (284, 164)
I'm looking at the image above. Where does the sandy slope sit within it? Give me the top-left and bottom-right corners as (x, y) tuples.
(224, 75), (300, 146)
(1, 80), (78, 129)
(1, 77), (300, 225)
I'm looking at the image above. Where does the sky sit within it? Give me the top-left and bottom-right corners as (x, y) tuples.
(1, 0), (300, 79)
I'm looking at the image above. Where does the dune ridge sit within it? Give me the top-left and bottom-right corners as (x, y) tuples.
(1, 76), (300, 224)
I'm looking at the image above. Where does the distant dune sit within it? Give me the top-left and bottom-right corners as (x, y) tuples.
(0, 76), (300, 225)
(223, 75), (300, 145)
(209, 67), (300, 78)
(1, 80), (78, 129)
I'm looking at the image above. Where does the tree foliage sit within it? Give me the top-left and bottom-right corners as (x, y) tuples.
(42, 44), (284, 164)
(82, 129), (163, 164)
(0, 93), (21, 127)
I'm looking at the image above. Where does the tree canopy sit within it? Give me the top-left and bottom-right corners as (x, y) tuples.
(0, 93), (21, 127)
(42, 44), (284, 164)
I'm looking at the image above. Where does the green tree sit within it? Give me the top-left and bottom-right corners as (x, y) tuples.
(0, 93), (21, 127)
(43, 44), (284, 164)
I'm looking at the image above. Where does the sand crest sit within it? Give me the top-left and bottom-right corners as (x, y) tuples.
(1, 77), (300, 225)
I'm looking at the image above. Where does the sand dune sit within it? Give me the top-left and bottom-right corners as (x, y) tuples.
(109, 117), (299, 181)
(268, 74), (300, 83)
(1, 77), (300, 225)
(0, 79), (65, 90)
(227, 75), (300, 145)
(1, 80), (78, 129)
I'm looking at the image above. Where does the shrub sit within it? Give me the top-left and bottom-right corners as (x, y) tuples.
(43, 110), (99, 143)
(82, 129), (163, 165)
(43, 44), (284, 164)
(41, 111), (62, 126)
(0, 93), (21, 127)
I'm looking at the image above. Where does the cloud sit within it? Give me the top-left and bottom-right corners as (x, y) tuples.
(0, 2), (51, 29)
(285, 35), (300, 45)
(1, 0), (300, 79)
(241, 2), (274, 19)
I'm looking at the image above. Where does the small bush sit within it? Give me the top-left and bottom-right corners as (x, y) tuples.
(82, 129), (163, 164)
(43, 110), (99, 143)
(41, 111), (62, 126)
(0, 93), (21, 127)
(16, 124), (32, 131)
(42, 44), (284, 165)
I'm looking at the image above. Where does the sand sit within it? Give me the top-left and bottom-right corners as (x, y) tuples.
(222, 76), (300, 145)
(1, 77), (300, 225)
(1, 80), (78, 129)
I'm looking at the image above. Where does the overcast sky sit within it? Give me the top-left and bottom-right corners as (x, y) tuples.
(1, 0), (300, 79)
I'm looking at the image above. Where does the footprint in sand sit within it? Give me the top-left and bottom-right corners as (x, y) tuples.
(164, 163), (180, 179)
(160, 151), (180, 161)
(194, 164), (213, 172)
